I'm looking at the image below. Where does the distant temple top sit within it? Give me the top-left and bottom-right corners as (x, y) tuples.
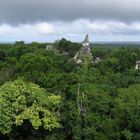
(82, 34), (89, 46)
(81, 34), (90, 53)
(74, 34), (93, 63)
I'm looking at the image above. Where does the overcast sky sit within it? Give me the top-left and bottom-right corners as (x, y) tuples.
(1, 0), (140, 42)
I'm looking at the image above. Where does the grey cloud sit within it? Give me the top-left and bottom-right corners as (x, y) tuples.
(0, 0), (140, 24)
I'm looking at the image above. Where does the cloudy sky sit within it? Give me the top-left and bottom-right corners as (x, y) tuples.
(1, 0), (140, 42)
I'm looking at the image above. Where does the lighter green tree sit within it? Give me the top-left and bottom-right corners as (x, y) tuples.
(0, 79), (61, 134)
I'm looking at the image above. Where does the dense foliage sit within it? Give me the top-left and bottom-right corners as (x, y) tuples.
(0, 40), (140, 140)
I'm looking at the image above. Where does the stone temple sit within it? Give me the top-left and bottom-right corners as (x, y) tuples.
(135, 61), (140, 70)
(74, 34), (93, 63)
